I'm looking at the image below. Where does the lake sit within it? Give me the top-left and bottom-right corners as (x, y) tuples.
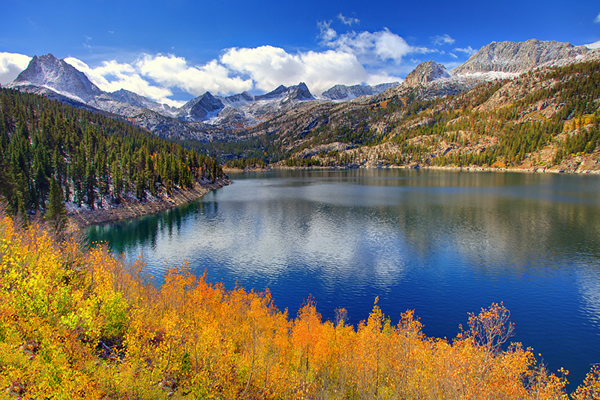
(86, 168), (600, 387)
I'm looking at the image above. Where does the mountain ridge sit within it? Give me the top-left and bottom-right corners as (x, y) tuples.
(321, 82), (399, 101)
(6, 39), (600, 144)
(452, 38), (599, 75)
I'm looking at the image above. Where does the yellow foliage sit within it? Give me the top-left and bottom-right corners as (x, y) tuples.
(0, 211), (594, 399)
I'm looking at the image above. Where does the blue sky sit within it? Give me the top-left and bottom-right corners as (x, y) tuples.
(1, 0), (599, 105)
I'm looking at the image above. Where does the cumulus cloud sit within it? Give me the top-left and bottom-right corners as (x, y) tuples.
(454, 46), (477, 56)
(595, 12), (600, 23)
(0, 52), (32, 85)
(338, 13), (360, 26)
(432, 34), (455, 46)
(221, 46), (366, 95)
(321, 26), (433, 65)
(137, 54), (252, 96)
(64, 57), (182, 107)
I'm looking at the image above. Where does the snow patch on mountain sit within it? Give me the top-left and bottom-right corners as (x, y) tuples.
(8, 54), (104, 103)
(585, 41), (600, 50)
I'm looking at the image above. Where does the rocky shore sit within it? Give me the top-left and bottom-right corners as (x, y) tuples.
(67, 178), (230, 230)
(238, 163), (600, 175)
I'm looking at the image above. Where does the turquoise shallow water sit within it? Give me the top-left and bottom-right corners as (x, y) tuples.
(86, 169), (600, 387)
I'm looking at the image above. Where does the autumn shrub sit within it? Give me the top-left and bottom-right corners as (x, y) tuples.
(1, 210), (599, 399)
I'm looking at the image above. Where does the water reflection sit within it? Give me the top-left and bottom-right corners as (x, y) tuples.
(86, 169), (600, 387)
(86, 170), (600, 290)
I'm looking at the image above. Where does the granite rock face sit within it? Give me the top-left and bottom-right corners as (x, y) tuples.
(403, 61), (451, 88)
(453, 39), (591, 74)
(9, 54), (104, 103)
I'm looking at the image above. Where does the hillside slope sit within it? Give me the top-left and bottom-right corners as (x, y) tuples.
(219, 60), (600, 172)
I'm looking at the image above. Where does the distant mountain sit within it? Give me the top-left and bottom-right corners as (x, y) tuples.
(177, 92), (225, 122)
(8, 54), (105, 103)
(255, 82), (314, 102)
(452, 39), (596, 75)
(176, 83), (315, 125)
(7, 54), (219, 141)
(109, 89), (178, 117)
(8, 54), (143, 115)
(221, 91), (255, 107)
(321, 82), (399, 101)
(403, 61), (450, 88)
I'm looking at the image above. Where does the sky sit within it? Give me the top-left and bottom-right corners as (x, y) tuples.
(1, 0), (599, 106)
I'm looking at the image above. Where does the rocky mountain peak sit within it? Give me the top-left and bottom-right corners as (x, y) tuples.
(403, 61), (451, 88)
(255, 83), (314, 102)
(177, 91), (225, 121)
(452, 39), (590, 75)
(10, 53), (104, 103)
(222, 91), (255, 105)
(288, 82), (314, 101)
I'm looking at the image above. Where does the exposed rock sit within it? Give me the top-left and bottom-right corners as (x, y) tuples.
(177, 92), (225, 122)
(453, 39), (591, 75)
(255, 82), (314, 102)
(8, 54), (104, 103)
(403, 61), (451, 88)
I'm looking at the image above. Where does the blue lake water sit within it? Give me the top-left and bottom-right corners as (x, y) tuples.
(86, 168), (600, 387)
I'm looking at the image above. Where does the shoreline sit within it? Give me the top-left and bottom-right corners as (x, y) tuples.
(67, 178), (230, 230)
(226, 164), (600, 175)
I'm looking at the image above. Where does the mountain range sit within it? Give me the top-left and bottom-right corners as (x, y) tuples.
(5, 39), (600, 155)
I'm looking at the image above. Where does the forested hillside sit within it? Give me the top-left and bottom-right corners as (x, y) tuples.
(215, 61), (600, 171)
(0, 89), (223, 219)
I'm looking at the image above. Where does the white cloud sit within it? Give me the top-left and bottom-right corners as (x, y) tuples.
(432, 34), (455, 46)
(365, 72), (402, 86)
(375, 29), (414, 62)
(0, 52), (31, 85)
(221, 46), (366, 95)
(595, 12), (600, 23)
(338, 13), (360, 26)
(318, 20), (337, 42)
(65, 57), (181, 107)
(321, 26), (432, 64)
(454, 46), (477, 56)
(137, 54), (252, 96)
